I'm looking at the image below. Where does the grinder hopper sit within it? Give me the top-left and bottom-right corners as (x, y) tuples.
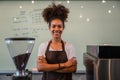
(5, 38), (35, 77)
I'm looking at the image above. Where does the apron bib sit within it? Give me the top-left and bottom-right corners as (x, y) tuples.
(42, 40), (72, 80)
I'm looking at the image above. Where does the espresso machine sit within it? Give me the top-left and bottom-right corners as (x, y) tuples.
(5, 37), (35, 80)
(84, 45), (120, 80)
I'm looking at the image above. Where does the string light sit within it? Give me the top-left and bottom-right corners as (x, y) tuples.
(102, 0), (106, 3)
(19, 5), (22, 9)
(31, 0), (35, 4)
(86, 18), (90, 22)
(58, 1), (62, 4)
(79, 15), (83, 18)
(112, 5), (115, 8)
(67, 0), (70, 4)
(80, 5), (84, 8)
(108, 10), (111, 13)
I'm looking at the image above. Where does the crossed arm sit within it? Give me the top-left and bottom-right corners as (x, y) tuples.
(37, 55), (77, 73)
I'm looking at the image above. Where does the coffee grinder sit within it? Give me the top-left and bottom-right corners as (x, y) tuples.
(5, 37), (35, 80)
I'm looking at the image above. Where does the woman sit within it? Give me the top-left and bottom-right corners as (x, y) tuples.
(37, 3), (77, 80)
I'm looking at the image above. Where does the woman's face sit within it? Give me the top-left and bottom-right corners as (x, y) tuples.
(49, 19), (64, 39)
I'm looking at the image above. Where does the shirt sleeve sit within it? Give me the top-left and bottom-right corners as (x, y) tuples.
(65, 43), (76, 60)
(38, 42), (48, 57)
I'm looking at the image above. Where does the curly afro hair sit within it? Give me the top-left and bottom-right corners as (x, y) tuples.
(42, 3), (69, 25)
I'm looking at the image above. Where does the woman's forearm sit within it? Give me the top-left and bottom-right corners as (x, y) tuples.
(37, 56), (64, 72)
(55, 65), (77, 73)
(37, 63), (60, 72)
(37, 62), (77, 73)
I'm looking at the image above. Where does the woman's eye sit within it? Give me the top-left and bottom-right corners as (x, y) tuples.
(51, 25), (63, 28)
(51, 25), (56, 28)
(58, 25), (62, 28)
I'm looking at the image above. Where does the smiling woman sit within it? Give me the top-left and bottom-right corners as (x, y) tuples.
(37, 3), (77, 80)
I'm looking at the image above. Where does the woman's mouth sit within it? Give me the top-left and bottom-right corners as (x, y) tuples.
(52, 30), (62, 36)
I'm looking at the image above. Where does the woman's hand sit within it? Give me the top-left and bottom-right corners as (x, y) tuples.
(37, 55), (48, 71)
(37, 55), (61, 72)
(64, 57), (77, 68)
(55, 57), (77, 73)
(37, 55), (47, 63)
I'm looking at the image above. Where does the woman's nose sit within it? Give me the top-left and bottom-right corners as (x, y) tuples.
(54, 26), (59, 30)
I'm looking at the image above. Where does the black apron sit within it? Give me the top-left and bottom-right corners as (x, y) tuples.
(42, 40), (72, 80)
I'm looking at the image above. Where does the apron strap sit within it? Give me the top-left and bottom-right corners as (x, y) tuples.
(46, 40), (65, 52)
